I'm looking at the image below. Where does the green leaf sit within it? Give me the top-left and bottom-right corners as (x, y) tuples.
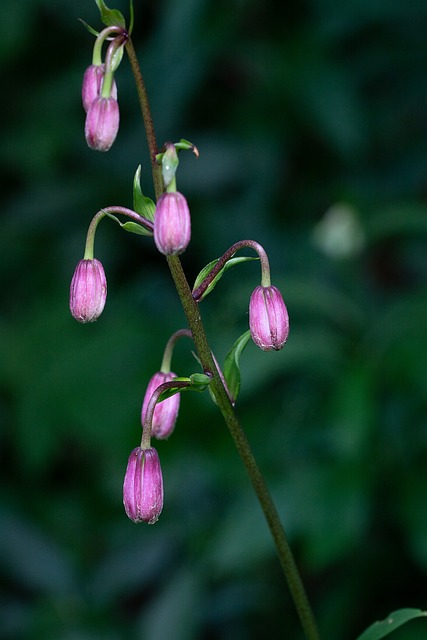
(95, 0), (126, 28)
(105, 213), (152, 237)
(133, 165), (155, 222)
(223, 330), (252, 404)
(78, 19), (99, 37)
(193, 256), (258, 301)
(355, 609), (427, 640)
(120, 221), (153, 236)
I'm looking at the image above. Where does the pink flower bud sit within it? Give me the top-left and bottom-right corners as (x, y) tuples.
(69, 258), (107, 323)
(154, 192), (191, 255)
(82, 64), (118, 112)
(141, 371), (180, 439)
(85, 96), (119, 152)
(123, 447), (164, 524)
(249, 285), (289, 351)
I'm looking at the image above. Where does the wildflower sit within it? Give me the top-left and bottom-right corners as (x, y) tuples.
(85, 96), (119, 152)
(141, 371), (180, 439)
(123, 447), (164, 524)
(153, 191), (191, 255)
(69, 258), (107, 322)
(249, 285), (289, 351)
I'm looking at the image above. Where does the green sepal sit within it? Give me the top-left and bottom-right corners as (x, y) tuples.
(157, 373), (212, 402)
(355, 608), (427, 640)
(78, 19), (100, 37)
(105, 212), (153, 237)
(193, 256), (258, 301)
(223, 330), (252, 404)
(95, 0), (126, 28)
(133, 165), (155, 222)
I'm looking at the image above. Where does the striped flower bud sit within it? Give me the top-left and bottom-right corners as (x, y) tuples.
(85, 96), (119, 152)
(153, 192), (191, 255)
(141, 371), (180, 440)
(249, 285), (289, 351)
(123, 447), (164, 524)
(69, 258), (107, 323)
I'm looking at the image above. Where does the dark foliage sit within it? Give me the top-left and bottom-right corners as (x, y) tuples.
(1, 0), (427, 638)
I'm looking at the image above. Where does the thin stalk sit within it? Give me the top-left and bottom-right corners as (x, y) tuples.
(125, 37), (321, 640)
(160, 329), (193, 373)
(125, 36), (163, 199)
(141, 378), (191, 449)
(84, 205), (153, 259)
(192, 239), (271, 302)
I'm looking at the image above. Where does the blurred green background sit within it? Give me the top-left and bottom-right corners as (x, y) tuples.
(1, 0), (427, 638)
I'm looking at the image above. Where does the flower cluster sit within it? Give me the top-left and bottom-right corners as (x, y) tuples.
(71, 16), (290, 527)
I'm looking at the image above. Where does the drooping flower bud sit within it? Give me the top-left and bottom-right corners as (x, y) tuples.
(70, 258), (107, 323)
(141, 371), (180, 439)
(249, 285), (289, 351)
(82, 64), (118, 112)
(153, 192), (191, 255)
(85, 96), (119, 152)
(123, 447), (164, 524)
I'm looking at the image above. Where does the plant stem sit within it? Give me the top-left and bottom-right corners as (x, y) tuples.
(84, 205), (153, 259)
(141, 378), (191, 449)
(125, 37), (321, 640)
(160, 329), (192, 373)
(125, 36), (163, 199)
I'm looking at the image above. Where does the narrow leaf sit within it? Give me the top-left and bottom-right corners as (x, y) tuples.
(133, 165), (155, 222)
(95, 0), (126, 28)
(355, 608), (427, 640)
(78, 19), (99, 36)
(193, 259), (218, 291)
(120, 221), (153, 237)
(105, 213), (152, 237)
(223, 330), (252, 403)
(193, 256), (258, 301)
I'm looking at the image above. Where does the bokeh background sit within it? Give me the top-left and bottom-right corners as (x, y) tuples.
(2, 0), (427, 638)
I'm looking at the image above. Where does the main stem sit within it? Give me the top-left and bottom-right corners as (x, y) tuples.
(125, 37), (321, 640)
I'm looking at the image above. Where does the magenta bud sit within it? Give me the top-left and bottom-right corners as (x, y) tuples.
(141, 371), (180, 439)
(82, 64), (117, 112)
(123, 447), (164, 524)
(70, 258), (107, 323)
(249, 285), (289, 351)
(85, 96), (119, 152)
(153, 192), (191, 255)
